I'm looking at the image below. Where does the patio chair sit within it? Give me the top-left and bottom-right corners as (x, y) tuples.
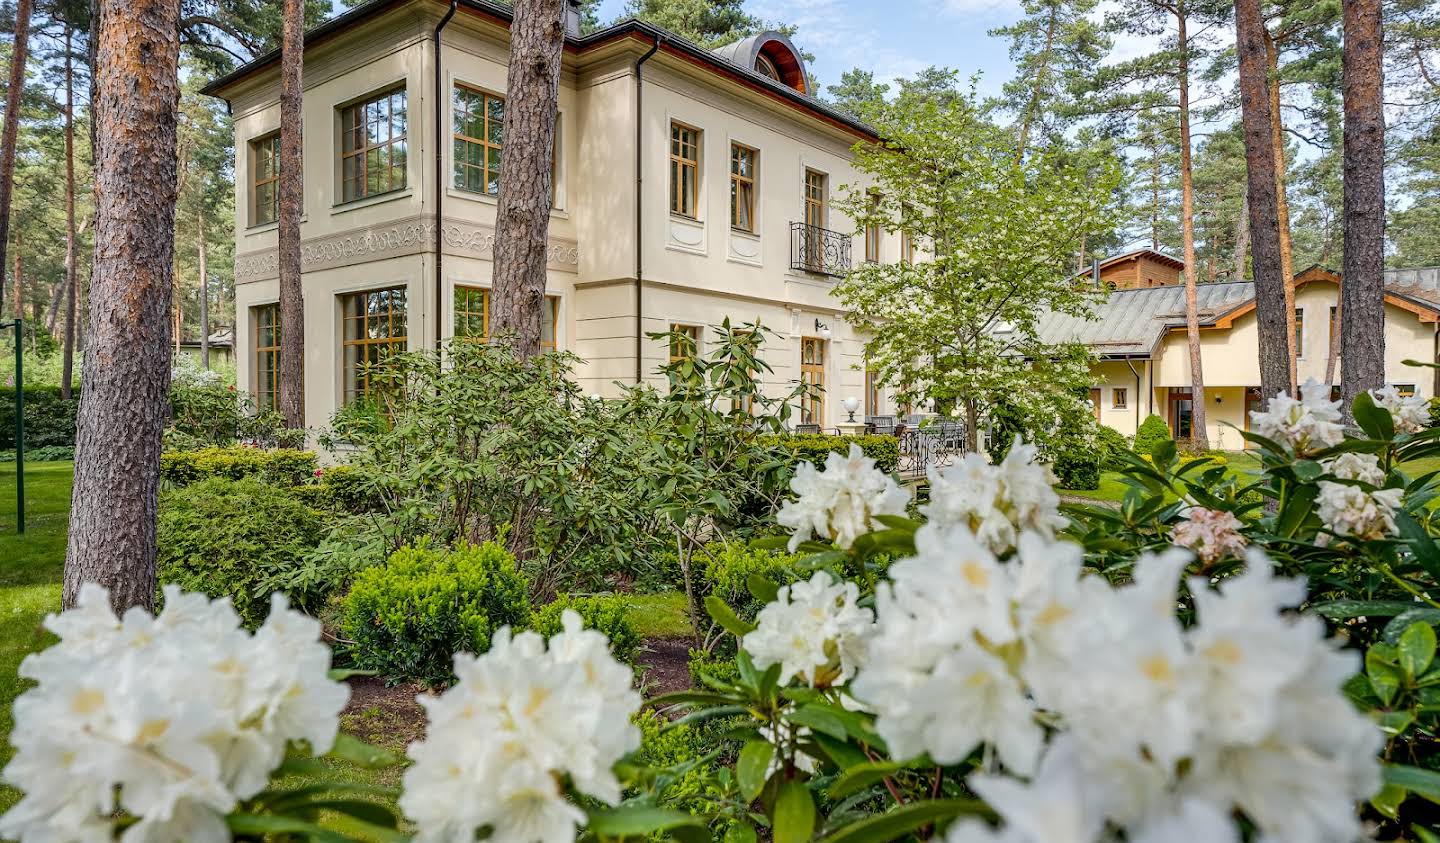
(794, 423), (821, 435)
(866, 415), (897, 436)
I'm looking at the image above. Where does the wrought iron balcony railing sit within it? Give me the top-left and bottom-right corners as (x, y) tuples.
(789, 221), (851, 277)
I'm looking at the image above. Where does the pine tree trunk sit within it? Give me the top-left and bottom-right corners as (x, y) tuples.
(1340, 0), (1385, 412)
(0, 0), (32, 316)
(44, 274), (64, 333)
(277, 0), (305, 427)
(198, 207), (208, 369)
(1177, 8), (1208, 449)
(1235, 0), (1290, 402)
(62, 21), (77, 399)
(1149, 136), (1161, 250)
(63, 0), (180, 613)
(1013, 1), (1058, 165)
(490, 0), (566, 359)
(1233, 192), (1249, 280)
(12, 230), (21, 321)
(1264, 29), (1297, 392)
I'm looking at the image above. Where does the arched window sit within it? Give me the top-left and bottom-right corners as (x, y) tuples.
(755, 53), (780, 81)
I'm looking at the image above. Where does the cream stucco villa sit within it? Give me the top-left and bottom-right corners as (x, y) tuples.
(203, 0), (900, 429)
(1054, 251), (1440, 450)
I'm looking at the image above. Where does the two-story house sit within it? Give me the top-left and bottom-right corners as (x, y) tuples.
(202, 0), (900, 429)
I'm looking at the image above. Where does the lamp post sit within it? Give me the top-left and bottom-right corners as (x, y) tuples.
(843, 395), (860, 422)
(3, 319), (22, 534)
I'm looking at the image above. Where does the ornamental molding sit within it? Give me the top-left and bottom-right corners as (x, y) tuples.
(235, 214), (581, 283)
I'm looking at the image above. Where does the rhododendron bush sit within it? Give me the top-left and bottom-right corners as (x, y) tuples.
(6, 383), (1440, 842)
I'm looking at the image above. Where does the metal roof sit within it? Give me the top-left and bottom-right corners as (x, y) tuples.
(1035, 281), (1257, 358)
(1038, 267), (1440, 359)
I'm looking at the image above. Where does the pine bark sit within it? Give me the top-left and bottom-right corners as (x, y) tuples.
(1264, 29), (1297, 391)
(1235, 0), (1291, 402)
(0, 0), (32, 316)
(277, 0), (305, 427)
(1177, 8), (1208, 449)
(1013, 1), (1058, 165)
(63, 0), (180, 613)
(490, 0), (566, 359)
(1340, 0), (1385, 411)
(11, 229), (20, 320)
(198, 207), (208, 369)
(62, 21), (76, 398)
(1233, 191), (1249, 280)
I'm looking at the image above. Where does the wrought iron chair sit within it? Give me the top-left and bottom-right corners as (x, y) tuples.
(866, 415), (897, 436)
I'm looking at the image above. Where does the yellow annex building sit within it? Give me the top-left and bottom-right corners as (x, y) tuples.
(1049, 251), (1440, 450)
(203, 0), (901, 429)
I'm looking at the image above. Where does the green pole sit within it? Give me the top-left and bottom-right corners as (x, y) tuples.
(9, 319), (21, 534)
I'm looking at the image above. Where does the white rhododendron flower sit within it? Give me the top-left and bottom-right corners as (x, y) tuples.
(400, 611), (641, 843)
(1324, 451), (1385, 485)
(842, 519), (1379, 843)
(0, 584), (349, 843)
(1317, 481), (1403, 540)
(1169, 507), (1247, 565)
(1248, 379), (1344, 454)
(742, 572), (874, 687)
(776, 443), (908, 551)
(924, 437), (1065, 554)
(1371, 384), (1429, 433)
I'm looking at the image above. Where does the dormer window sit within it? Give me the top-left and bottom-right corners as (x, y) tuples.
(755, 53), (780, 81)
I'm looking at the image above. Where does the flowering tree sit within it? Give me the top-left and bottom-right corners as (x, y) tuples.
(834, 72), (1118, 452)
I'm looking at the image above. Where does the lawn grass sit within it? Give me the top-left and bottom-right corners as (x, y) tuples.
(623, 590), (693, 639)
(0, 460), (73, 813)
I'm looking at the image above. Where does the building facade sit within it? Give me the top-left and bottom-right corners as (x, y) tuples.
(204, 0), (899, 429)
(1053, 252), (1440, 450)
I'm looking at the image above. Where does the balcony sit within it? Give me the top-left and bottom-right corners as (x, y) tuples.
(789, 221), (851, 277)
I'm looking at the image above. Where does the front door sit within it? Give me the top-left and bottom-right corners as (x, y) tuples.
(1169, 389), (1193, 441)
(1089, 388), (1101, 422)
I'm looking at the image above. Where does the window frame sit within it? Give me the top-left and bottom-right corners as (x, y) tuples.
(339, 86), (409, 204)
(253, 303), (281, 411)
(452, 284), (559, 350)
(251, 132), (281, 227)
(755, 53), (781, 81)
(803, 169), (827, 230)
(452, 83), (504, 197)
(865, 369), (880, 416)
(864, 191), (881, 263)
(1112, 387), (1128, 410)
(669, 122), (701, 219)
(340, 287), (408, 405)
(729, 142), (757, 233)
(1294, 307), (1305, 359)
(801, 336), (826, 425)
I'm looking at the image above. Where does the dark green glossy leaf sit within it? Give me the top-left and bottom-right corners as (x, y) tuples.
(747, 574), (780, 605)
(705, 595), (757, 637)
(1314, 599), (1426, 620)
(787, 705), (849, 741)
(1400, 622), (1438, 679)
(826, 760), (908, 800)
(587, 805), (712, 841)
(814, 799), (993, 843)
(737, 740), (775, 802)
(226, 812), (352, 843)
(1384, 764), (1440, 806)
(1353, 391), (1395, 442)
(773, 781), (816, 843)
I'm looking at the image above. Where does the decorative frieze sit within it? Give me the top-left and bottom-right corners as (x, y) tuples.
(235, 214), (581, 283)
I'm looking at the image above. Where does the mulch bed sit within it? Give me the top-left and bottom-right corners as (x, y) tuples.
(339, 636), (696, 749)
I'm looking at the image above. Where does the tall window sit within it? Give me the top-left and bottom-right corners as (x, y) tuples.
(730, 143), (756, 232)
(341, 88), (408, 202)
(453, 286), (558, 350)
(864, 192), (881, 262)
(1112, 387), (1128, 409)
(341, 287), (407, 404)
(865, 369), (880, 416)
(801, 337), (826, 424)
(1294, 307), (1305, 358)
(252, 133), (281, 226)
(670, 123), (700, 218)
(669, 323), (701, 363)
(453, 85), (503, 195)
(253, 304), (280, 410)
(804, 169), (827, 228)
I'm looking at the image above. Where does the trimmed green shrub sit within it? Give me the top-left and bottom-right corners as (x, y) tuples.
(0, 386), (80, 448)
(769, 434), (900, 474)
(1096, 425), (1131, 472)
(1053, 444), (1101, 490)
(1133, 414), (1173, 459)
(311, 464), (384, 513)
(160, 446), (318, 488)
(529, 594), (640, 664)
(701, 543), (804, 621)
(0, 445), (74, 462)
(341, 541), (532, 686)
(157, 477), (327, 626)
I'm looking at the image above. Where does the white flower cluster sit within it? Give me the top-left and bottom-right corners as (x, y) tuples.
(400, 610), (641, 843)
(853, 530), (1380, 843)
(923, 438), (1066, 554)
(777, 443), (909, 551)
(1317, 451), (1402, 541)
(1170, 507), (1247, 565)
(742, 572), (874, 687)
(1248, 379), (1345, 454)
(1372, 384), (1430, 433)
(0, 584), (349, 843)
